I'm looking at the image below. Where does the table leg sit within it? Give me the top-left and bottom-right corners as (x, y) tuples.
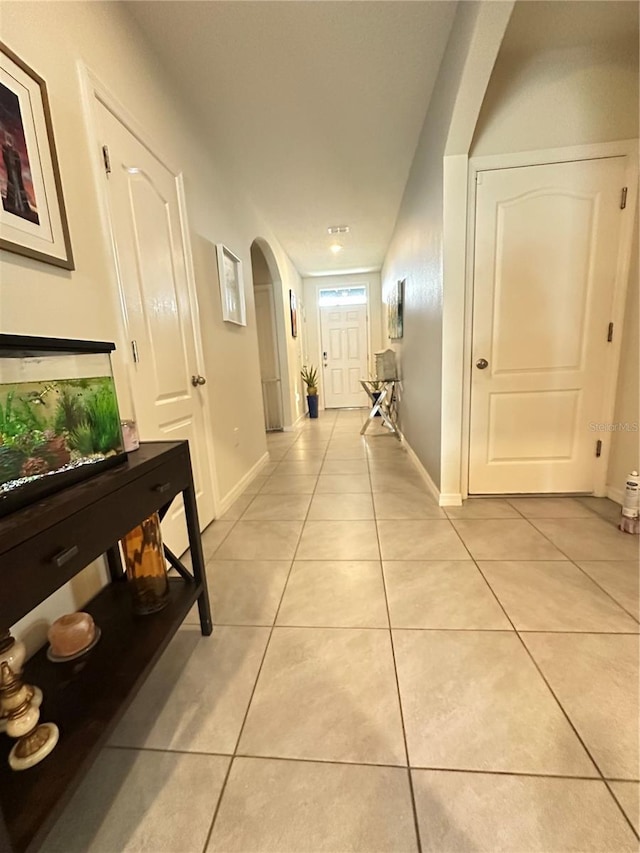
(183, 482), (213, 636)
(361, 387), (388, 435)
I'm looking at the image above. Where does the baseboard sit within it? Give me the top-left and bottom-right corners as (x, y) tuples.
(438, 492), (464, 507)
(399, 434), (452, 506)
(217, 451), (269, 516)
(606, 485), (625, 507)
(283, 411), (306, 432)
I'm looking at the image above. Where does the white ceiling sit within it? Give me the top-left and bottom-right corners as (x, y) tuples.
(125, 1), (458, 276)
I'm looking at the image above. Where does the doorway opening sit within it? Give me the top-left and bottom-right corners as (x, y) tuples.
(250, 239), (287, 432)
(319, 286), (369, 409)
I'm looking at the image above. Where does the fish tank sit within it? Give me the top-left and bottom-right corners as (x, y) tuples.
(0, 335), (127, 517)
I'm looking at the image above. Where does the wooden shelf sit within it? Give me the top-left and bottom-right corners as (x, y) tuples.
(0, 579), (201, 853)
(0, 442), (212, 852)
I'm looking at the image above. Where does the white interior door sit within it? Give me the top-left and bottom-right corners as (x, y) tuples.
(320, 304), (368, 408)
(97, 102), (214, 553)
(469, 156), (628, 494)
(254, 283), (283, 430)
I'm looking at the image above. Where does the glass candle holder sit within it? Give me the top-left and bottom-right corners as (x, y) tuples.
(120, 419), (140, 452)
(121, 512), (169, 615)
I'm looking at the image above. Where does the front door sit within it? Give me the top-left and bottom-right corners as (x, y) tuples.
(469, 156), (628, 494)
(96, 101), (214, 553)
(320, 304), (368, 408)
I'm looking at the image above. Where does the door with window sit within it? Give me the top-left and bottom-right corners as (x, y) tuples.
(469, 156), (629, 494)
(96, 100), (214, 554)
(320, 289), (368, 408)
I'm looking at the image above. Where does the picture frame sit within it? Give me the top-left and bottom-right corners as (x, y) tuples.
(387, 278), (404, 339)
(0, 42), (74, 269)
(289, 289), (298, 338)
(216, 243), (246, 326)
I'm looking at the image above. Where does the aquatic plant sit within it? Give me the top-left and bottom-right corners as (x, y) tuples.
(68, 385), (121, 455)
(54, 385), (85, 434)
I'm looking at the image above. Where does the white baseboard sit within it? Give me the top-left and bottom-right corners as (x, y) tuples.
(283, 411), (306, 432)
(606, 485), (624, 507)
(399, 434), (453, 506)
(217, 451), (269, 516)
(439, 492), (464, 507)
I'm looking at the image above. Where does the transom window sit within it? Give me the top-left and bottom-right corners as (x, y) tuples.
(318, 286), (367, 307)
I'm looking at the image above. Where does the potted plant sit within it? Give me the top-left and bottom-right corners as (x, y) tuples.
(300, 365), (319, 419)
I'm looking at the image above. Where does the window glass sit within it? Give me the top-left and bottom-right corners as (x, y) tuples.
(318, 287), (367, 306)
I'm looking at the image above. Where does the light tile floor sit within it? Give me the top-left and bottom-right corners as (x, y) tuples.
(43, 408), (640, 852)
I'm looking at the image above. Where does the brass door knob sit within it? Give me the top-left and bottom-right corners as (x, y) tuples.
(191, 375), (207, 386)
(476, 358), (489, 370)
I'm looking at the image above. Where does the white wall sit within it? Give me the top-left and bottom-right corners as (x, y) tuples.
(380, 3), (487, 488)
(0, 0), (299, 651)
(472, 43), (638, 156)
(302, 272), (383, 409)
(608, 215), (640, 497)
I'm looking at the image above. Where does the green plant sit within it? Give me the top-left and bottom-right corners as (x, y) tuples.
(300, 365), (318, 394)
(54, 385), (85, 433)
(84, 385), (121, 454)
(69, 422), (94, 455)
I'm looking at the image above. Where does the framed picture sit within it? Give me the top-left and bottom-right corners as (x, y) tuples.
(387, 278), (404, 339)
(216, 243), (246, 326)
(0, 42), (74, 269)
(290, 289), (298, 338)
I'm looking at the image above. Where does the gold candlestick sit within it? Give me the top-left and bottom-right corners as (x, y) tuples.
(0, 631), (41, 733)
(0, 662), (58, 771)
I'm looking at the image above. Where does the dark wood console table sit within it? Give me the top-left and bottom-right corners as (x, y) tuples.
(0, 441), (212, 853)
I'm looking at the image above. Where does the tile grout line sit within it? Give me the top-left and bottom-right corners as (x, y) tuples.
(186, 621), (639, 635)
(366, 433), (424, 853)
(106, 743), (640, 785)
(513, 513), (640, 623)
(473, 560), (640, 840)
(200, 413), (340, 852)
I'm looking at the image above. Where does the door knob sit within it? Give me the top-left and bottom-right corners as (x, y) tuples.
(476, 358), (489, 370)
(191, 374), (207, 386)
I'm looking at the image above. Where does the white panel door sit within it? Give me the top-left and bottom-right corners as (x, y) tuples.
(469, 157), (628, 494)
(320, 304), (368, 408)
(97, 103), (214, 553)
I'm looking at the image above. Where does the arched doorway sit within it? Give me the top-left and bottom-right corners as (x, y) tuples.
(250, 239), (289, 432)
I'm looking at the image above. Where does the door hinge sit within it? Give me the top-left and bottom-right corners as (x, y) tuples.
(596, 439), (602, 458)
(102, 144), (111, 176)
(607, 322), (614, 342)
(620, 187), (627, 209)
(131, 339), (139, 363)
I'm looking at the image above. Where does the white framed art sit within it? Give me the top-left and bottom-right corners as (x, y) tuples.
(0, 42), (74, 269)
(216, 243), (246, 326)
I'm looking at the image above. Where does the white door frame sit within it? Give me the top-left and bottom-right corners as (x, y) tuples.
(313, 281), (372, 411)
(461, 139), (639, 499)
(254, 282), (284, 430)
(77, 61), (220, 516)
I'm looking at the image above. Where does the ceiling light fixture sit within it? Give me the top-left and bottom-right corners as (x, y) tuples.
(330, 242), (343, 254)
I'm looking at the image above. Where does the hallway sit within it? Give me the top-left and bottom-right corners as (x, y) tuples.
(42, 409), (639, 851)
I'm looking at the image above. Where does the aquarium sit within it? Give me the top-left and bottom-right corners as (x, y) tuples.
(0, 335), (126, 517)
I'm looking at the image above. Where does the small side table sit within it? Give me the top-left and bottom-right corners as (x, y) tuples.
(360, 379), (401, 438)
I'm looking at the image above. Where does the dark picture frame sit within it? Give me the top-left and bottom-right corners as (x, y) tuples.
(0, 42), (74, 269)
(388, 278), (404, 339)
(290, 289), (298, 337)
